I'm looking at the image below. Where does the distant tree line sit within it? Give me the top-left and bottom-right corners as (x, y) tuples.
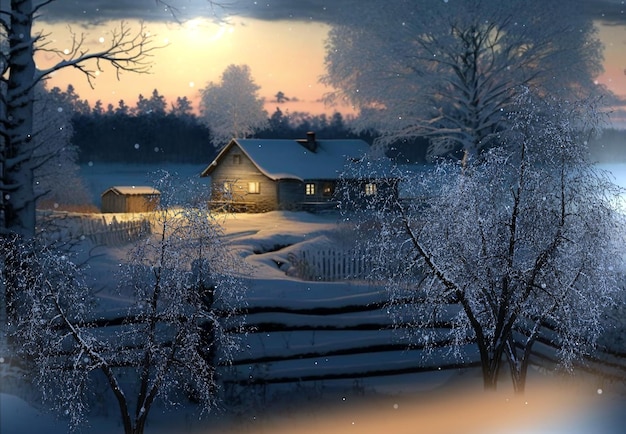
(51, 84), (622, 167)
(56, 85), (431, 165)
(69, 87), (213, 164)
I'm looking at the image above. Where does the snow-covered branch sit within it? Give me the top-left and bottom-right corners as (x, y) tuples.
(5, 174), (247, 432)
(323, 0), (605, 159)
(341, 90), (624, 391)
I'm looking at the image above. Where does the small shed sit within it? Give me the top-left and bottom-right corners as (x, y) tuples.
(101, 186), (160, 213)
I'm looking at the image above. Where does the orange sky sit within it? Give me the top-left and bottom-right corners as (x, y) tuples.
(36, 17), (350, 116)
(37, 18), (626, 124)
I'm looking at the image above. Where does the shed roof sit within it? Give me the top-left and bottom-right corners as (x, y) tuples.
(201, 138), (386, 181)
(102, 186), (160, 196)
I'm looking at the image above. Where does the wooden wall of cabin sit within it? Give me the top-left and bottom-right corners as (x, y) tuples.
(276, 180), (304, 210)
(126, 195), (159, 213)
(209, 146), (278, 212)
(101, 193), (158, 213)
(277, 179), (338, 211)
(101, 192), (125, 213)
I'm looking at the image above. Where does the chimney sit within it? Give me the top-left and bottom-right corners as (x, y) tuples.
(297, 131), (318, 152)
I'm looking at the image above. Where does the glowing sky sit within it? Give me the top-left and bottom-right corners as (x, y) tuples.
(34, 1), (626, 124)
(37, 17), (341, 116)
(596, 23), (626, 103)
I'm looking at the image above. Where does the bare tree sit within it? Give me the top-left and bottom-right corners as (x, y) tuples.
(322, 0), (606, 161)
(341, 90), (624, 392)
(6, 172), (246, 433)
(0, 0), (159, 238)
(199, 64), (268, 148)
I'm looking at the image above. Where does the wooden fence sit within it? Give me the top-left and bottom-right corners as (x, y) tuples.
(223, 300), (626, 388)
(291, 248), (376, 281)
(10, 279), (625, 394)
(36, 211), (151, 246)
(82, 217), (150, 246)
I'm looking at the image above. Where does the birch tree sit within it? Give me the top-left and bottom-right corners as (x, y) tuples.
(6, 173), (246, 433)
(0, 0), (157, 238)
(341, 91), (624, 392)
(199, 64), (268, 148)
(323, 0), (605, 161)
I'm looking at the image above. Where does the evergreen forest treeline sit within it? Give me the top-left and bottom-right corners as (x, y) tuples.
(73, 110), (213, 164)
(68, 89), (362, 165)
(62, 86), (431, 165)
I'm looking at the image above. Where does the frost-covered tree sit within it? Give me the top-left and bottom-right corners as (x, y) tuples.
(32, 84), (92, 209)
(342, 91), (624, 392)
(199, 64), (268, 148)
(0, 0), (157, 238)
(6, 173), (246, 433)
(323, 0), (605, 161)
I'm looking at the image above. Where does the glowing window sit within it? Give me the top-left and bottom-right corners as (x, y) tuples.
(365, 183), (377, 196)
(248, 182), (260, 194)
(322, 182), (334, 197)
(223, 181), (232, 193)
(305, 183), (315, 195)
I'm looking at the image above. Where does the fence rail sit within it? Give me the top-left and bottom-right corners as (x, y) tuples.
(224, 300), (626, 386)
(9, 252), (625, 389)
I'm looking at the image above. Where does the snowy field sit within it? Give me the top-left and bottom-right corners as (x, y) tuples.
(2, 163), (626, 433)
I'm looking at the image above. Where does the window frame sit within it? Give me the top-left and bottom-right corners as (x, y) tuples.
(364, 182), (377, 196)
(322, 182), (334, 197)
(248, 181), (261, 194)
(305, 183), (316, 196)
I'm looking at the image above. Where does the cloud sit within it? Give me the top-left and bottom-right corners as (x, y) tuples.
(36, 0), (360, 25)
(36, 0), (626, 26)
(586, 0), (626, 24)
(38, 0), (216, 24)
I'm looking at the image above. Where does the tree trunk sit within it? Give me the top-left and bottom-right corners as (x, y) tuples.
(1, 0), (37, 351)
(481, 362), (499, 391)
(4, 0), (37, 239)
(477, 343), (501, 391)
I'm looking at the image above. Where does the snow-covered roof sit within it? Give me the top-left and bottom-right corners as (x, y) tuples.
(101, 186), (160, 196)
(202, 138), (383, 181)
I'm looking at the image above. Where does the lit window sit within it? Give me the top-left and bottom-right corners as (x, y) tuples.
(223, 181), (232, 193)
(322, 182), (334, 197)
(248, 181), (260, 194)
(365, 183), (377, 196)
(233, 154), (241, 164)
(305, 183), (316, 195)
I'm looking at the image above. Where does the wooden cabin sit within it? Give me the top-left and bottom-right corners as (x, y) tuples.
(101, 186), (160, 213)
(200, 133), (397, 212)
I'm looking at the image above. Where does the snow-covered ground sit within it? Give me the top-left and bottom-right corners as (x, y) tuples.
(2, 163), (626, 433)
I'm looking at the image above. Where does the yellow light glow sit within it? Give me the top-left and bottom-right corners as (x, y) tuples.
(201, 379), (606, 434)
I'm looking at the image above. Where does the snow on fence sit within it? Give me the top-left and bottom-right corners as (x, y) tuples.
(36, 211), (151, 246)
(42, 280), (626, 389)
(291, 248), (376, 281)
